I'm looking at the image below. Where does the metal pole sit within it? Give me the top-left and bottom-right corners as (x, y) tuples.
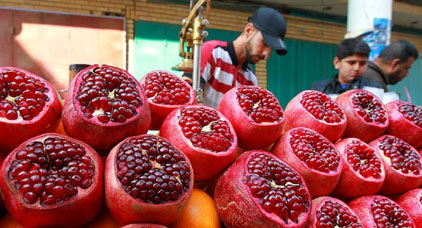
(193, 44), (202, 103)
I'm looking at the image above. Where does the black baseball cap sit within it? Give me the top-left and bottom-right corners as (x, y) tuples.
(248, 8), (288, 55)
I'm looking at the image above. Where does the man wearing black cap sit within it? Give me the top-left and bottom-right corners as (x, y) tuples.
(199, 7), (287, 108)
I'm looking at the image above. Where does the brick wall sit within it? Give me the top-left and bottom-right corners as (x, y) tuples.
(1, 0), (420, 88)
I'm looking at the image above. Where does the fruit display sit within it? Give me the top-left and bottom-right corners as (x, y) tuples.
(1, 65), (422, 228)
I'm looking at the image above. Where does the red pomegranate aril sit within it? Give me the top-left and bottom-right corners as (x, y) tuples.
(160, 105), (238, 181)
(214, 150), (311, 227)
(0, 133), (103, 228)
(105, 134), (193, 225)
(218, 85), (284, 150)
(349, 195), (416, 228)
(284, 90), (346, 142)
(0, 67), (62, 156)
(272, 127), (342, 197)
(335, 89), (389, 142)
(309, 196), (363, 228)
(140, 70), (195, 130)
(63, 64), (151, 155)
(386, 100), (422, 149)
(332, 138), (385, 198)
(370, 135), (422, 195)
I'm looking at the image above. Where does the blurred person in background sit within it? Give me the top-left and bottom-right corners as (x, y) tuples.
(363, 40), (419, 92)
(312, 37), (382, 94)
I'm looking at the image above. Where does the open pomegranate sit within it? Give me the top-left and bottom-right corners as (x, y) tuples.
(62, 64), (151, 155)
(335, 89), (388, 142)
(369, 135), (422, 195)
(105, 134), (193, 225)
(0, 67), (62, 157)
(309, 196), (363, 228)
(396, 188), (422, 227)
(218, 85), (284, 150)
(214, 150), (311, 228)
(160, 105), (238, 181)
(386, 100), (422, 149)
(284, 90), (346, 142)
(140, 70), (195, 130)
(272, 127), (342, 197)
(332, 138), (385, 198)
(349, 195), (416, 227)
(0, 133), (103, 228)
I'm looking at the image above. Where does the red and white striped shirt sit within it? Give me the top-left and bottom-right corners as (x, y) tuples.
(201, 40), (258, 109)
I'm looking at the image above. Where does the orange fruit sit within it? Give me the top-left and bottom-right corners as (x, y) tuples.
(54, 117), (67, 136)
(83, 206), (120, 228)
(171, 188), (220, 228)
(0, 214), (23, 228)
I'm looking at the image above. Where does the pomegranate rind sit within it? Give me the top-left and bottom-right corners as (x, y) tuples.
(121, 224), (168, 228)
(105, 134), (194, 226)
(0, 133), (104, 228)
(386, 100), (422, 149)
(369, 134), (422, 195)
(284, 90), (346, 142)
(272, 127), (343, 198)
(0, 67), (62, 157)
(140, 70), (196, 130)
(332, 138), (385, 198)
(396, 188), (422, 227)
(62, 64), (151, 155)
(309, 196), (363, 228)
(335, 89), (389, 142)
(218, 85), (284, 150)
(159, 105), (238, 181)
(214, 150), (311, 228)
(349, 195), (416, 228)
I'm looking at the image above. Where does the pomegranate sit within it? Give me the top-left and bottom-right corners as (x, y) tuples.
(0, 67), (62, 156)
(214, 150), (311, 228)
(396, 188), (422, 227)
(105, 134), (193, 225)
(62, 64), (151, 155)
(159, 105), (238, 181)
(121, 224), (167, 228)
(386, 100), (422, 149)
(335, 89), (388, 142)
(0, 133), (103, 228)
(218, 85), (284, 150)
(284, 90), (346, 142)
(309, 196), (363, 228)
(349, 195), (416, 227)
(369, 135), (422, 195)
(271, 127), (342, 197)
(140, 70), (195, 130)
(332, 138), (385, 198)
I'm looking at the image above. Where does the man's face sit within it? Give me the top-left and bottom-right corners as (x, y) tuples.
(334, 54), (368, 84)
(245, 30), (272, 65)
(387, 57), (416, 85)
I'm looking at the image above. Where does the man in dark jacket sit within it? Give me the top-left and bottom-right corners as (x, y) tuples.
(312, 38), (382, 94)
(363, 40), (419, 91)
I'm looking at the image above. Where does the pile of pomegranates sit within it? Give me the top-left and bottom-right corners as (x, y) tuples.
(1, 64), (422, 228)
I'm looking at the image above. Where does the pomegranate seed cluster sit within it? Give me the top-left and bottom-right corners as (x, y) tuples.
(289, 128), (340, 172)
(142, 71), (191, 105)
(371, 198), (414, 227)
(398, 102), (422, 128)
(8, 137), (95, 206)
(236, 86), (283, 123)
(315, 200), (363, 228)
(300, 91), (344, 123)
(0, 68), (49, 121)
(116, 136), (191, 204)
(178, 107), (234, 152)
(346, 140), (383, 179)
(76, 66), (143, 123)
(379, 136), (421, 175)
(352, 91), (387, 124)
(246, 153), (309, 224)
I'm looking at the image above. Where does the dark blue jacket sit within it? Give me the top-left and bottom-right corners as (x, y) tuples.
(311, 74), (383, 94)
